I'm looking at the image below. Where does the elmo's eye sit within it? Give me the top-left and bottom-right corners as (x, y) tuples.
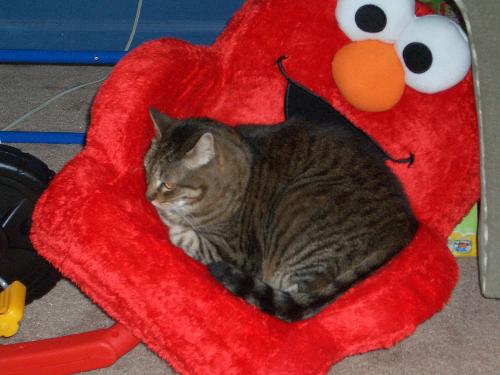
(336, 0), (415, 43)
(355, 5), (387, 33)
(395, 16), (471, 94)
(402, 42), (433, 74)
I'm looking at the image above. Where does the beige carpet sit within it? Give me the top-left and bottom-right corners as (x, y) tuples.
(1, 64), (499, 374)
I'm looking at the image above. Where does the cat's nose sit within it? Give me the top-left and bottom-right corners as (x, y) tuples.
(146, 189), (157, 202)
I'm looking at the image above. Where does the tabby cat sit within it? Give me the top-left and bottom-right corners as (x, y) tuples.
(144, 108), (417, 322)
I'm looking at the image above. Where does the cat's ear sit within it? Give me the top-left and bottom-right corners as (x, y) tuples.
(149, 107), (174, 139)
(184, 133), (216, 169)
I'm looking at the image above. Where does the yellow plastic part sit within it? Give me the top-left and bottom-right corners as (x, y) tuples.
(0, 281), (27, 338)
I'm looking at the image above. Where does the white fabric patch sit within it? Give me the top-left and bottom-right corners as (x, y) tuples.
(395, 15), (471, 94)
(336, 0), (415, 43)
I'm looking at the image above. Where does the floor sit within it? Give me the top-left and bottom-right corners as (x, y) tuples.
(1, 64), (499, 374)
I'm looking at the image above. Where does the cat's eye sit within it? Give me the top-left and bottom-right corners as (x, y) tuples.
(395, 16), (471, 94)
(336, 0), (415, 43)
(162, 181), (175, 191)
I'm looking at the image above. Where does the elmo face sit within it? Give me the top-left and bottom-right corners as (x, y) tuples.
(333, 0), (470, 111)
(209, 0), (478, 236)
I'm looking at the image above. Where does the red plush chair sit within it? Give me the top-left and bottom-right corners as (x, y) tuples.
(24, 1), (479, 373)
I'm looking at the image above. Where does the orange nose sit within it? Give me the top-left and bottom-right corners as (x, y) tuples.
(332, 40), (405, 112)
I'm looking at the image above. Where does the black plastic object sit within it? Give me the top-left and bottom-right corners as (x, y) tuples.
(0, 144), (61, 304)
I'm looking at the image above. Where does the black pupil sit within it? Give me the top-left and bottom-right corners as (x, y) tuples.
(403, 42), (433, 74)
(355, 4), (387, 33)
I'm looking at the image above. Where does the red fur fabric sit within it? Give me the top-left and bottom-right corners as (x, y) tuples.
(31, 1), (479, 373)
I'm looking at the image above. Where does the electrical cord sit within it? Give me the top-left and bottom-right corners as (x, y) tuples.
(0, 0), (143, 132)
(125, 0), (143, 52)
(1, 77), (107, 132)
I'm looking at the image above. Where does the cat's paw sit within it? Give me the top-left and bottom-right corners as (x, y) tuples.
(207, 262), (234, 280)
(283, 284), (299, 293)
(207, 262), (249, 295)
(208, 261), (244, 280)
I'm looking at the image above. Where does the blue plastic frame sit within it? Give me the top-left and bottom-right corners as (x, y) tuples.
(0, 131), (85, 145)
(0, 50), (123, 144)
(0, 0), (244, 145)
(0, 50), (125, 65)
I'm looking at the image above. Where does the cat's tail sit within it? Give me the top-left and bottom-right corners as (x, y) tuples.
(207, 261), (330, 322)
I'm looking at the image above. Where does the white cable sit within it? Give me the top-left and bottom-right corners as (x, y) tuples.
(1, 0), (143, 132)
(1, 77), (106, 131)
(125, 0), (143, 52)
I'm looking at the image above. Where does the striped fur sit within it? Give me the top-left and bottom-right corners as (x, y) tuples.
(145, 110), (417, 321)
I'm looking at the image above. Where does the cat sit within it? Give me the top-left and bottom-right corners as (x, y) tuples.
(144, 108), (418, 322)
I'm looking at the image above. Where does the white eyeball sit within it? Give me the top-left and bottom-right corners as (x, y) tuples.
(395, 16), (471, 94)
(336, 0), (415, 43)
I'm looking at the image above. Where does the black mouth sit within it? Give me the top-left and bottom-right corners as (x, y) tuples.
(276, 56), (414, 166)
